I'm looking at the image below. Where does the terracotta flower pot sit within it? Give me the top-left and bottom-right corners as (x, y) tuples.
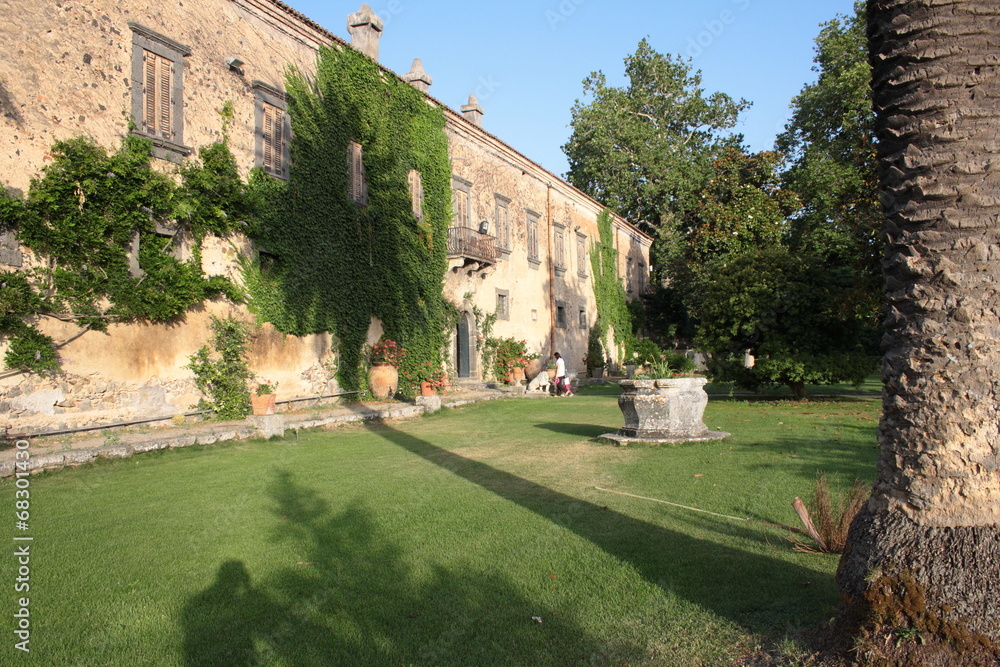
(512, 367), (525, 383)
(420, 381), (434, 396)
(251, 393), (276, 416)
(368, 363), (398, 400)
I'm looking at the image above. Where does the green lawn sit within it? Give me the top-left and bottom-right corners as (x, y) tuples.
(3, 393), (880, 665)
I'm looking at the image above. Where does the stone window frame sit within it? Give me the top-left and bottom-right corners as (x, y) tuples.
(526, 209), (541, 268)
(626, 255), (634, 294)
(0, 229), (22, 268)
(348, 140), (369, 206)
(408, 169), (424, 221)
(129, 22), (192, 163)
(496, 288), (510, 321)
(555, 300), (567, 329)
(452, 176), (472, 228)
(253, 81), (290, 180)
(638, 260), (647, 294)
(494, 194), (511, 255)
(579, 303), (588, 329)
(576, 231), (589, 278)
(553, 222), (567, 277)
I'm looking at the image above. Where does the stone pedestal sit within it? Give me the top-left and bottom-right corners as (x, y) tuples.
(601, 378), (728, 445)
(415, 395), (442, 414)
(248, 414), (286, 439)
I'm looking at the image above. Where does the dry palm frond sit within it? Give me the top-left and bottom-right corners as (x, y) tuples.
(792, 475), (870, 554)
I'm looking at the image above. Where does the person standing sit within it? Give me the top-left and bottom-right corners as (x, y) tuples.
(554, 352), (573, 397)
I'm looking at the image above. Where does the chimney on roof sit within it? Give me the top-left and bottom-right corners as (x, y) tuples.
(461, 94), (484, 128)
(402, 58), (432, 93)
(347, 4), (383, 61)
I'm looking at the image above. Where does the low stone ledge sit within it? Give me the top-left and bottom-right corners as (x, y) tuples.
(195, 435), (218, 445)
(247, 415), (286, 439)
(132, 439), (171, 453)
(415, 395), (442, 414)
(64, 449), (98, 466)
(0, 461), (14, 477)
(30, 453), (66, 471)
(101, 444), (134, 459)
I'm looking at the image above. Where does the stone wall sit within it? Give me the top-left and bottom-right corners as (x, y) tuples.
(0, 0), (651, 430)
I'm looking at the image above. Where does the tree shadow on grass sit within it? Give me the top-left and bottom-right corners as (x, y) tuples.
(181, 471), (630, 666)
(367, 423), (837, 639)
(533, 422), (614, 438)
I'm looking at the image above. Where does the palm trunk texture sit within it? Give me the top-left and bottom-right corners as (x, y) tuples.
(837, 0), (1000, 655)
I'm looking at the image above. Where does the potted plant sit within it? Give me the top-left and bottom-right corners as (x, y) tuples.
(583, 352), (605, 379)
(546, 358), (558, 382)
(585, 326), (606, 378)
(368, 337), (405, 400)
(492, 337), (531, 383)
(401, 361), (448, 396)
(250, 377), (278, 415)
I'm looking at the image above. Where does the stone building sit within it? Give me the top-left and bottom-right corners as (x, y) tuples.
(0, 1), (651, 432)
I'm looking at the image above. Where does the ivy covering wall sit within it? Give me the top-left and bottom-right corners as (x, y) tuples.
(589, 209), (634, 359)
(0, 134), (247, 373)
(243, 44), (452, 394)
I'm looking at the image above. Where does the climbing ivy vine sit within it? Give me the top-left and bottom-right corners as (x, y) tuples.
(244, 44), (452, 395)
(589, 209), (634, 359)
(0, 133), (247, 374)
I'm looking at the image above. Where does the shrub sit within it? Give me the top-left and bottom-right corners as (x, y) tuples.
(186, 316), (253, 419)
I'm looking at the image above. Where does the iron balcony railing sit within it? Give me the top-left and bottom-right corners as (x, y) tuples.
(447, 226), (498, 265)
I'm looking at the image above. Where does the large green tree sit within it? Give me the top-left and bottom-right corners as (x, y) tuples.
(563, 38), (748, 233)
(678, 149), (874, 398)
(776, 0), (880, 321)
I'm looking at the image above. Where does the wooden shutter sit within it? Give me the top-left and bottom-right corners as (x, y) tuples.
(142, 49), (172, 139)
(261, 103), (285, 175)
(272, 108), (284, 174)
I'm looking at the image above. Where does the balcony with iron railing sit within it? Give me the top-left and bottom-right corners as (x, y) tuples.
(447, 226), (498, 266)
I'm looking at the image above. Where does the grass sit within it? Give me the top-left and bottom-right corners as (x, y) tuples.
(2, 392), (880, 665)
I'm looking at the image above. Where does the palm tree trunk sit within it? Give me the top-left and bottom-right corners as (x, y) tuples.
(837, 0), (1000, 655)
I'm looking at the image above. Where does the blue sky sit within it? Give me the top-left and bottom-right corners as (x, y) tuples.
(282, 0), (860, 178)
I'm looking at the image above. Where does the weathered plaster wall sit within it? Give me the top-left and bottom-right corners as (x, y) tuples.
(0, 0), (327, 191)
(443, 113), (651, 376)
(0, 0), (651, 430)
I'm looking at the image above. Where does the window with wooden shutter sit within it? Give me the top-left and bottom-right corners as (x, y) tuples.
(261, 102), (283, 175)
(348, 141), (368, 205)
(130, 23), (191, 160)
(408, 169), (423, 220)
(142, 49), (173, 140)
(253, 81), (289, 179)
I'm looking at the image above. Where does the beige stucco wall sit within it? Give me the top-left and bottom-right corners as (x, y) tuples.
(0, 0), (651, 430)
(443, 114), (651, 377)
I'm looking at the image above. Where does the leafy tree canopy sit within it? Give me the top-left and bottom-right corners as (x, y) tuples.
(563, 38), (749, 232)
(776, 0), (880, 319)
(693, 248), (877, 399)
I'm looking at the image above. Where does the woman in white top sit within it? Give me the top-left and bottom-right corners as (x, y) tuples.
(553, 352), (573, 396)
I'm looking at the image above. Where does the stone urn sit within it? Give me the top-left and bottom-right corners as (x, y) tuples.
(525, 358), (543, 381)
(368, 363), (398, 400)
(590, 366), (605, 379)
(605, 377), (727, 444)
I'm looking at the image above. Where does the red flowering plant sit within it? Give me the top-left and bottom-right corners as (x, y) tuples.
(401, 361), (449, 391)
(250, 377), (278, 396)
(369, 338), (405, 367)
(490, 337), (537, 380)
